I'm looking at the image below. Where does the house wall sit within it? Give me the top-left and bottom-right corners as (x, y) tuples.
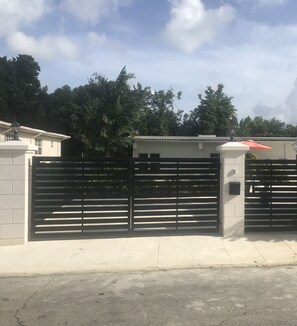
(250, 141), (296, 159)
(134, 140), (297, 159)
(0, 127), (62, 156)
(35, 136), (61, 156)
(133, 141), (221, 158)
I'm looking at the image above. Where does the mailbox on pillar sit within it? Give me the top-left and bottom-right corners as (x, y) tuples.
(229, 181), (240, 195)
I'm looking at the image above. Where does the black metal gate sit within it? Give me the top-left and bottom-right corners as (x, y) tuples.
(31, 157), (220, 239)
(245, 159), (297, 232)
(132, 158), (220, 233)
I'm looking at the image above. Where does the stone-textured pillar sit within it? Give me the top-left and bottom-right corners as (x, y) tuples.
(217, 142), (249, 237)
(0, 141), (37, 246)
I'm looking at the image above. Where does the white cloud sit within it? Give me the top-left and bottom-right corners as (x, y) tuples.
(252, 103), (285, 121)
(88, 32), (106, 45)
(284, 79), (297, 123)
(238, 0), (287, 8)
(0, 0), (80, 61)
(163, 0), (235, 53)
(0, 0), (51, 36)
(257, 0), (286, 6)
(7, 32), (79, 60)
(252, 78), (297, 123)
(63, 0), (132, 25)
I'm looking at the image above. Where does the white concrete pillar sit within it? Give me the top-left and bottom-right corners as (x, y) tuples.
(217, 142), (249, 237)
(0, 141), (37, 246)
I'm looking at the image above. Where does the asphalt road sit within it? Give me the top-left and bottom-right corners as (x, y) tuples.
(1, 266), (297, 326)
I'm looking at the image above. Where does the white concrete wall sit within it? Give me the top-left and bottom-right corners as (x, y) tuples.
(38, 136), (61, 156)
(134, 140), (296, 159)
(0, 141), (36, 246)
(250, 141), (296, 159)
(134, 141), (220, 158)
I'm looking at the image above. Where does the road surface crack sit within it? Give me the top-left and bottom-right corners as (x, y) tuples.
(14, 277), (54, 326)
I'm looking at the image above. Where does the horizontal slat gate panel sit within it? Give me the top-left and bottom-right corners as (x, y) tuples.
(31, 157), (130, 239)
(245, 159), (297, 232)
(31, 157), (220, 239)
(132, 158), (220, 233)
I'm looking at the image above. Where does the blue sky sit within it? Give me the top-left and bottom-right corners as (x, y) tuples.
(1, 0), (297, 123)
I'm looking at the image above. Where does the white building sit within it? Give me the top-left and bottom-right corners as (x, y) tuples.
(133, 135), (297, 159)
(0, 120), (70, 156)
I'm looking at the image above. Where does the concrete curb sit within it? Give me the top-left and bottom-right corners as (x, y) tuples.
(1, 261), (297, 277)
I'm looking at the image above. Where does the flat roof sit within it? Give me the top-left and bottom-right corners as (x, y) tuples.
(134, 136), (297, 142)
(0, 120), (70, 139)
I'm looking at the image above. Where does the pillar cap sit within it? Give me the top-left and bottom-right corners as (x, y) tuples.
(0, 140), (37, 152)
(217, 142), (249, 153)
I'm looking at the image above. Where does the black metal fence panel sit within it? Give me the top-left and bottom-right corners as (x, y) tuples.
(31, 157), (130, 239)
(245, 159), (297, 232)
(132, 158), (220, 233)
(31, 157), (220, 239)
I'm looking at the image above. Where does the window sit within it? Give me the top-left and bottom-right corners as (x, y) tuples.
(210, 153), (220, 159)
(139, 153), (149, 159)
(138, 153), (160, 172)
(35, 139), (42, 155)
(150, 153), (160, 159)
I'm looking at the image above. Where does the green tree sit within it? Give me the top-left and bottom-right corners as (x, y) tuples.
(69, 67), (145, 156)
(186, 84), (237, 136)
(45, 68), (183, 156)
(0, 55), (46, 126)
(45, 86), (74, 131)
(140, 89), (183, 136)
(237, 116), (297, 137)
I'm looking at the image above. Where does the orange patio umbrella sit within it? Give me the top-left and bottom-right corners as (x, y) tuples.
(241, 139), (272, 150)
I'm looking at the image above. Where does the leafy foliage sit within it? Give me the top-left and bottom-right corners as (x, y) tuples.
(140, 89), (183, 136)
(70, 68), (141, 156)
(237, 116), (297, 137)
(0, 55), (46, 126)
(183, 84), (237, 136)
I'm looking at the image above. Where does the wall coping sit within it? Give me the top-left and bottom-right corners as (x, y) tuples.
(0, 140), (37, 152)
(217, 142), (249, 153)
